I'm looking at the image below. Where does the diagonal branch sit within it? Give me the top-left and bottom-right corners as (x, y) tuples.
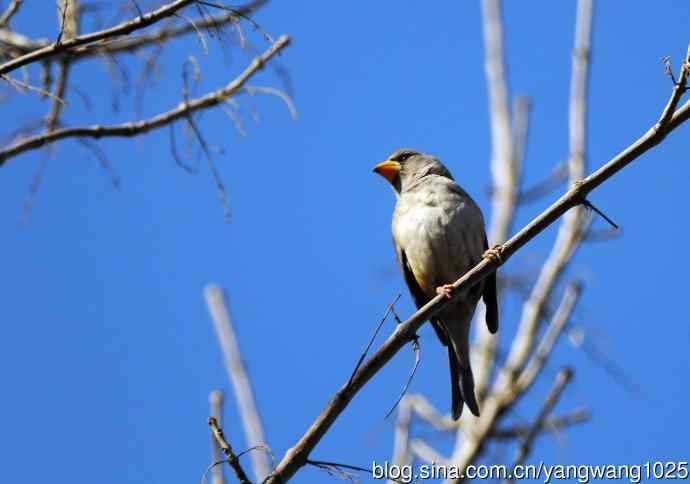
(208, 416), (252, 484)
(205, 285), (271, 482)
(490, 407), (589, 440)
(209, 390), (226, 484)
(0, 0), (22, 29)
(0, 0), (197, 76)
(0, 34), (290, 166)
(264, 44), (690, 484)
(507, 368), (573, 479)
(514, 281), (582, 394)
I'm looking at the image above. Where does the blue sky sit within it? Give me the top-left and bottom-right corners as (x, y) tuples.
(1, 1), (689, 483)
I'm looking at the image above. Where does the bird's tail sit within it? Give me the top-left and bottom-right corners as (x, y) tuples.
(447, 344), (480, 420)
(447, 346), (463, 420)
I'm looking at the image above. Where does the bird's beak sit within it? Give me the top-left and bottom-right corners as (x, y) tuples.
(372, 159), (401, 183)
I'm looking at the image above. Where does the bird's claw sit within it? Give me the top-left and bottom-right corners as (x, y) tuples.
(483, 244), (504, 264)
(436, 284), (454, 299)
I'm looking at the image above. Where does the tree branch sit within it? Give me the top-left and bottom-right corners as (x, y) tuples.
(490, 407), (589, 440)
(0, 0), (197, 76)
(208, 416), (252, 484)
(507, 368), (573, 479)
(68, 0), (267, 62)
(515, 281), (582, 394)
(209, 390), (226, 484)
(205, 284), (271, 482)
(0, 34), (290, 166)
(500, 0), (593, 387)
(0, 0), (22, 29)
(473, 0), (526, 404)
(264, 43), (690, 483)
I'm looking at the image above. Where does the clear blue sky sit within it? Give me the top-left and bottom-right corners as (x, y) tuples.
(1, 2), (689, 483)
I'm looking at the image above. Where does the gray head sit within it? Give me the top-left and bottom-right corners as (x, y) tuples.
(373, 148), (454, 193)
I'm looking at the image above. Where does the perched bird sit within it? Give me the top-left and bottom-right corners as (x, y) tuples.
(373, 148), (498, 419)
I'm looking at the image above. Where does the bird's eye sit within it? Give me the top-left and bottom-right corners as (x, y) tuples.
(396, 152), (412, 162)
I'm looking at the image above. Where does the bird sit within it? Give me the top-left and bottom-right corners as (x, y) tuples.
(373, 148), (498, 419)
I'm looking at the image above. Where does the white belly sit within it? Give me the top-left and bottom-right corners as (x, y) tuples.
(393, 187), (484, 298)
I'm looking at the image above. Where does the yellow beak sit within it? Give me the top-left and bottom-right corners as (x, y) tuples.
(372, 159), (401, 183)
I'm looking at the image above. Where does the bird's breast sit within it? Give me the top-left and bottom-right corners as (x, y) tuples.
(392, 188), (484, 297)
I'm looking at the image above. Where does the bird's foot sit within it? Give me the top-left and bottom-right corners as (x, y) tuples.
(483, 244), (504, 264)
(436, 284), (454, 299)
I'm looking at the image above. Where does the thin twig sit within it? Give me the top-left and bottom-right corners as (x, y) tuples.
(306, 459), (370, 475)
(410, 438), (449, 466)
(518, 162), (569, 203)
(0, 0), (197, 76)
(384, 336), (421, 419)
(473, 0), (524, 403)
(0, 0), (22, 29)
(1, 73), (65, 102)
(348, 293), (401, 386)
(515, 282), (582, 393)
(582, 199), (619, 230)
(205, 285), (271, 482)
(68, 2), (265, 62)
(490, 407), (589, 440)
(208, 416), (252, 484)
(389, 395), (413, 475)
(209, 390), (226, 484)
(507, 368), (573, 480)
(0, 35), (290, 166)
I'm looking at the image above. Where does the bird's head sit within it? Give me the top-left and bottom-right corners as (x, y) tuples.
(373, 148), (453, 194)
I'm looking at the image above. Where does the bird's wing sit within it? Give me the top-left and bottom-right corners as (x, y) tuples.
(393, 238), (449, 346)
(482, 236), (499, 334)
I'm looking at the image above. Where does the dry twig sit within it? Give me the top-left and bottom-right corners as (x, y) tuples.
(507, 368), (574, 480)
(0, 0), (21, 29)
(208, 416), (251, 484)
(0, 0), (197, 76)
(205, 285), (271, 482)
(0, 35), (290, 166)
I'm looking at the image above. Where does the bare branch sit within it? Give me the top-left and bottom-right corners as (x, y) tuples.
(490, 407), (589, 440)
(501, 0), (593, 385)
(482, 0), (519, 246)
(0, 72), (65, 101)
(473, 0), (525, 403)
(205, 284), (271, 482)
(507, 368), (573, 478)
(410, 438), (449, 466)
(208, 416), (251, 484)
(209, 390), (226, 484)
(0, 35), (290, 166)
(0, 0), (198, 76)
(0, 0), (22, 29)
(515, 281), (582, 393)
(389, 395), (413, 474)
(404, 394), (458, 432)
(263, 41), (690, 484)
(348, 294), (401, 385)
(0, 28), (48, 55)
(243, 86), (297, 119)
(68, 1), (265, 62)
(656, 44), (690, 130)
(518, 162), (568, 203)
(384, 336), (421, 419)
